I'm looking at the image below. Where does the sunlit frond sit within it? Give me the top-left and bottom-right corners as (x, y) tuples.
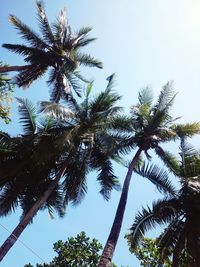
(16, 97), (37, 135)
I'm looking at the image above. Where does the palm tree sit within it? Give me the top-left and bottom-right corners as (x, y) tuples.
(128, 138), (200, 267)
(0, 1), (102, 101)
(0, 75), (126, 261)
(98, 83), (200, 267)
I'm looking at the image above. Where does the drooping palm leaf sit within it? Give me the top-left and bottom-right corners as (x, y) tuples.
(129, 198), (179, 250)
(134, 162), (177, 196)
(16, 97), (37, 135)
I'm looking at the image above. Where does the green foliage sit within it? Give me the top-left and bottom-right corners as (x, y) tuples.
(127, 236), (190, 267)
(128, 237), (171, 267)
(24, 232), (120, 267)
(0, 62), (14, 124)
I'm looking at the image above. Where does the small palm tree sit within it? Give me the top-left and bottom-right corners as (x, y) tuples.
(0, 1), (102, 101)
(128, 138), (200, 267)
(0, 75), (125, 261)
(98, 83), (200, 267)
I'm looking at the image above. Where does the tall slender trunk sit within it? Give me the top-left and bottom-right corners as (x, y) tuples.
(0, 65), (33, 73)
(98, 148), (142, 267)
(0, 163), (67, 262)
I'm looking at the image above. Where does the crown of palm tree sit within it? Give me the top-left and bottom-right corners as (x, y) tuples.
(2, 1), (102, 102)
(0, 75), (127, 219)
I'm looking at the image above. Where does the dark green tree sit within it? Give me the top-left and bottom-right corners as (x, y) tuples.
(98, 83), (200, 267)
(128, 138), (200, 267)
(0, 1), (102, 102)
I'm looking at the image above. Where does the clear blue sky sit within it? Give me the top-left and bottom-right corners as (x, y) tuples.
(1, 1), (200, 266)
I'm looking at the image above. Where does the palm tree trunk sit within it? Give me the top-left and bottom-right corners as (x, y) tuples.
(98, 148), (142, 267)
(0, 163), (67, 262)
(0, 65), (33, 73)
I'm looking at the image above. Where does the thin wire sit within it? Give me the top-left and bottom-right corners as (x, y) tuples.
(0, 222), (45, 263)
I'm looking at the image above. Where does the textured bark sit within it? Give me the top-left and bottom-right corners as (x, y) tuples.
(0, 163), (67, 262)
(0, 65), (33, 73)
(98, 148), (142, 267)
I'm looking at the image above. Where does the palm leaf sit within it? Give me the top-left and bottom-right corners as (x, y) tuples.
(97, 159), (120, 201)
(106, 73), (116, 90)
(15, 64), (48, 88)
(76, 26), (92, 36)
(36, 0), (55, 44)
(154, 146), (180, 175)
(157, 219), (184, 255)
(129, 198), (178, 250)
(0, 182), (23, 216)
(16, 97), (37, 135)
(134, 162), (177, 196)
(138, 86), (153, 106)
(2, 44), (43, 58)
(39, 101), (74, 120)
(76, 53), (103, 69)
(63, 151), (89, 205)
(154, 81), (176, 112)
(172, 122), (200, 138)
(8, 15), (47, 49)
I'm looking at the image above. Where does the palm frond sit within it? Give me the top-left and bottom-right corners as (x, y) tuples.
(66, 72), (82, 98)
(154, 81), (176, 113)
(116, 135), (137, 155)
(76, 26), (92, 36)
(39, 101), (74, 120)
(36, 0), (55, 44)
(74, 37), (96, 49)
(0, 182), (21, 216)
(129, 198), (178, 250)
(73, 27), (96, 48)
(48, 68), (65, 103)
(8, 15), (47, 49)
(2, 44), (43, 58)
(97, 159), (120, 201)
(15, 64), (48, 88)
(44, 183), (66, 218)
(76, 53), (103, 69)
(89, 88), (121, 115)
(157, 219), (185, 256)
(16, 97), (37, 135)
(172, 122), (200, 138)
(155, 146), (180, 175)
(63, 151), (89, 205)
(106, 73), (116, 90)
(73, 71), (91, 83)
(134, 162), (177, 196)
(37, 116), (56, 132)
(110, 115), (133, 132)
(138, 86), (153, 106)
